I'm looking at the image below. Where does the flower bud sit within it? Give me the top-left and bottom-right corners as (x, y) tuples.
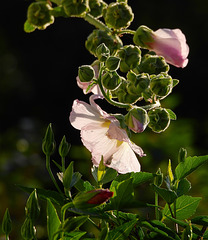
(73, 189), (113, 209)
(138, 54), (169, 75)
(133, 25), (154, 48)
(2, 209), (12, 236)
(150, 73), (173, 98)
(125, 107), (149, 133)
(21, 217), (36, 240)
(85, 29), (123, 56)
(105, 56), (120, 71)
(148, 108), (170, 133)
(78, 65), (95, 82)
(118, 45), (141, 72)
(101, 71), (121, 90)
(154, 168), (163, 187)
(59, 136), (71, 158)
(126, 73), (150, 96)
(42, 123), (56, 156)
(178, 147), (187, 163)
(89, 0), (107, 18)
(103, 2), (134, 29)
(25, 190), (40, 222)
(62, 0), (89, 17)
(96, 43), (110, 62)
(27, 2), (54, 29)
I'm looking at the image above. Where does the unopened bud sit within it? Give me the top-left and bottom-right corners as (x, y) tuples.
(138, 54), (169, 75)
(59, 136), (71, 158)
(118, 45), (141, 72)
(78, 65), (95, 82)
(127, 73), (150, 96)
(25, 190), (40, 222)
(21, 218), (36, 240)
(150, 73), (173, 97)
(2, 209), (12, 236)
(103, 2), (134, 29)
(148, 108), (170, 133)
(178, 147), (187, 163)
(42, 123), (56, 156)
(96, 43), (110, 62)
(154, 168), (163, 187)
(27, 2), (54, 29)
(125, 107), (149, 133)
(101, 71), (121, 90)
(62, 0), (89, 17)
(73, 189), (113, 209)
(89, 0), (107, 18)
(106, 56), (120, 71)
(133, 25), (154, 48)
(85, 29), (122, 56)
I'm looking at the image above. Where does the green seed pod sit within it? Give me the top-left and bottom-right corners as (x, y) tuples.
(105, 56), (120, 71)
(89, 0), (107, 18)
(138, 54), (169, 75)
(21, 218), (36, 240)
(25, 190), (40, 222)
(125, 107), (149, 133)
(148, 108), (170, 133)
(118, 45), (141, 73)
(27, 1), (54, 29)
(133, 25), (154, 48)
(103, 2), (134, 29)
(150, 73), (173, 97)
(96, 43), (110, 62)
(62, 0), (89, 17)
(78, 65), (95, 82)
(2, 208), (12, 236)
(85, 29), (123, 56)
(101, 71), (121, 90)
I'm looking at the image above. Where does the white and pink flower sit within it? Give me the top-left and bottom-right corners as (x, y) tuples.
(147, 28), (189, 68)
(69, 95), (145, 174)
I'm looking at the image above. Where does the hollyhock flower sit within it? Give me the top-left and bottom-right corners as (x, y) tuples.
(76, 64), (103, 95)
(69, 95), (145, 174)
(134, 26), (189, 68)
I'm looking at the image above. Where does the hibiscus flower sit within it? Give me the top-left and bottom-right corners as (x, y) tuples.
(69, 95), (145, 174)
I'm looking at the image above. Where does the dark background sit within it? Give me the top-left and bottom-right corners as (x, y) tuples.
(0, 0), (208, 238)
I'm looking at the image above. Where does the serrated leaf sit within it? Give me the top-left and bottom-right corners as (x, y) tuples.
(151, 184), (177, 204)
(108, 220), (137, 240)
(175, 155), (208, 180)
(47, 199), (61, 240)
(24, 20), (36, 33)
(17, 185), (66, 206)
(163, 195), (201, 220)
(166, 109), (177, 120)
(176, 178), (191, 197)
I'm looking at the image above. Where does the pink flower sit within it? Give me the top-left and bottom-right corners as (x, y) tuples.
(69, 95), (145, 174)
(76, 64), (103, 95)
(147, 28), (189, 68)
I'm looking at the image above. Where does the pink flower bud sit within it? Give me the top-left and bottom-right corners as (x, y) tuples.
(87, 189), (113, 205)
(134, 26), (189, 68)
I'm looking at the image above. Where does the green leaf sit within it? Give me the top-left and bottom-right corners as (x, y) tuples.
(175, 155), (208, 180)
(24, 20), (36, 33)
(63, 231), (86, 240)
(17, 185), (66, 206)
(108, 220), (137, 240)
(151, 184), (177, 204)
(191, 216), (208, 227)
(163, 195), (201, 220)
(166, 109), (177, 120)
(74, 179), (95, 192)
(131, 172), (156, 185)
(47, 199), (61, 240)
(101, 168), (118, 185)
(70, 172), (82, 188)
(62, 216), (88, 232)
(63, 161), (74, 190)
(109, 178), (134, 210)
(176, 178), (191, 197)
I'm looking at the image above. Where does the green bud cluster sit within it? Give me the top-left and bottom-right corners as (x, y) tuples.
(27, 1), (54, 29)
(62, 0), (89, 17)
(89, 0), (107, 18)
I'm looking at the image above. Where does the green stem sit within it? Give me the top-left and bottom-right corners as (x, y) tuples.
(61, 202), (74, 222)
(116, 29), (136, 35)
(155, 192), (159, 220)
(5, 235), (9, 240)
(62, 156), (65, 173)
(84, 13), (111, 33)
(46, 155), (63, 194)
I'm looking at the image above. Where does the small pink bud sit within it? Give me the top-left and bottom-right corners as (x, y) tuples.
(87, 189), (113, 204)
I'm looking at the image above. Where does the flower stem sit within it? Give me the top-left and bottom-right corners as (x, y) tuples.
(155, 192), (159, 220)
(84, 13), (111, 33)
(46, 154), (62, 194)
(116, 29), (136, 35)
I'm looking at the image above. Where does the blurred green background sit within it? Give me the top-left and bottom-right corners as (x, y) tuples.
(0, 0), (208, 238)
